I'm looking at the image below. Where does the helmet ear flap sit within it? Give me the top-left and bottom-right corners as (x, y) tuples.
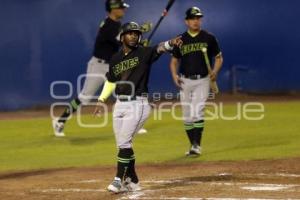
(118, 32), (123, 42)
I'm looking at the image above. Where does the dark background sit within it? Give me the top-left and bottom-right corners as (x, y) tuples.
(1, 0), (299, 110)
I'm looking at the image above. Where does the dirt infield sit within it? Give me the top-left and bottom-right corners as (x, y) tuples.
(1, 158), (300, 200)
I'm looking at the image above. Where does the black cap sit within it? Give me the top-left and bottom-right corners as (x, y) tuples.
(185, 7), (203, 19)
(120, 22), (142, 36)
(105, 0), (129, 12)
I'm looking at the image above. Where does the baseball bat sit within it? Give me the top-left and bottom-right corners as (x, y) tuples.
(147, 0), (176, 42)
(201, 47), (219, 94)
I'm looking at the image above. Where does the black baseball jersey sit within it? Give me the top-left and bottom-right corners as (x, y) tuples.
(172, 30), (221, 77)
(106, 46), (161, 96)
(93, 17), (121, 62)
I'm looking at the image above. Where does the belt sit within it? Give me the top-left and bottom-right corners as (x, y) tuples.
(117, 95), (137, 102)
(117, 95), (148, 102)
(97, 58), (109, 64)
(180, 74), (206, 80)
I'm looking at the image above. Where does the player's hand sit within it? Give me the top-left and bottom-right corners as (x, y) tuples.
(173, 75), (184, 90)
(209, 70), (218, 82)
(93, 101), (105, 117)
(170, 36), (183, 48)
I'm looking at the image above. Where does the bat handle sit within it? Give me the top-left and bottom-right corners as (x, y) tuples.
(202, 48), (219, 94)
(210, 81), (219, 94)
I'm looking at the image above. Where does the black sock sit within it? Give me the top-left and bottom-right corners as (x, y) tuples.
(184, 124), (194, 145)
(193, 120), (204, 146)
(127, 155), (138, 183)
(58, 98), (81, 123)
(116, 148), (134, 181)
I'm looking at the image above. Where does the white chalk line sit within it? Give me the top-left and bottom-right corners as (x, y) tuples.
(78, 172), (300, 184)
(32, 182), (299, 194)
(141, 180), (300, 188)
(34, 173), (300, 197)
(126, 181), (299, 199)
(76, 178), (300, 193)
(78, 179), (101, 183)
(241, 186), (292, 191)
(122, 191), (147, 199)
(258, 173), (300, 178)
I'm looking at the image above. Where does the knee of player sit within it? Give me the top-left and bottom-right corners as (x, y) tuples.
(78, 95), (92, 105)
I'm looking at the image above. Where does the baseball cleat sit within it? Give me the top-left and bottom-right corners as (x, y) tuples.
(52, 119), (65, 137)
(123, 177), (142, 192)
(185, 145), (201, 156)
(107, 178), (127, 193)
(137, 128), (147, 134)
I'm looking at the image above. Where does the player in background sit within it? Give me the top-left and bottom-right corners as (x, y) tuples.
(52, 0), (130, 137)
(170, 7), (223, 156)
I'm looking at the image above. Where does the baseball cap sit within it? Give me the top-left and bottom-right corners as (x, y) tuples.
(106, 0), (129, 12)
(185, 7), (203, 19)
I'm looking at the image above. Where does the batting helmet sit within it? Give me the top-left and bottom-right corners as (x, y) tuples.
(105, 0), (129, 12)
(120, 22), (143, 36)
(185, 7), (203, 19)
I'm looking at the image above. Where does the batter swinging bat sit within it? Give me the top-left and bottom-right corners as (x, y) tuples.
(201, 47), (219, 94)
(147, 0), (176, 42)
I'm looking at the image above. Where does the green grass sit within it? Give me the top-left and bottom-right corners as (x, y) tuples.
(0, 101), (300, 172)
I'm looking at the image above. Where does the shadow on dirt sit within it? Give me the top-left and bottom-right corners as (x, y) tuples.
(0, 168), (71, 180)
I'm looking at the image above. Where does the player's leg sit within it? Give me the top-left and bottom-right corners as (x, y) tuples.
(107, 102), (126, 193)
(190, 77), (210, 154)
(136, 98), (150, 135)
(109, 101), (137, 193)
(134, 99), (151, 135)
(52, 57), (108, 136)
(108, 100), (151, 193)
(124, 99), (151, 190)
(77, 58), (108, 105)
(123, 98), (151, 185)
(180, 78), (195, 152)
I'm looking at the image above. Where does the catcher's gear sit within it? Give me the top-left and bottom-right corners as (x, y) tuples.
(185, 7), (203, 19)
(140, 39), (150, 47)
(139, 22), (153, 46)
(105, 0), (129, 12)
(140, 22), (153, 33)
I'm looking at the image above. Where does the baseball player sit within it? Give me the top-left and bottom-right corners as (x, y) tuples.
(52, 0), (129, 137)
(170, 7), (223, 156)
(93, 22), (182, 193)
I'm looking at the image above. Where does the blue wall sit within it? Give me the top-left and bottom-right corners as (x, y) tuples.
(1, 0), (300, 110)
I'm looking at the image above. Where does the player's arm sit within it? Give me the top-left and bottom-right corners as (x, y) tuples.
(98, 80), (116, 102)
(93, 62), (118, 116)
(210, 53), (223, 81)
(93, 80), (116, 117)
(208, 35), (223, 81)
(157, 36), (183, 53)
(170, 56), (183, 89)
(147, 36), (183, 64)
